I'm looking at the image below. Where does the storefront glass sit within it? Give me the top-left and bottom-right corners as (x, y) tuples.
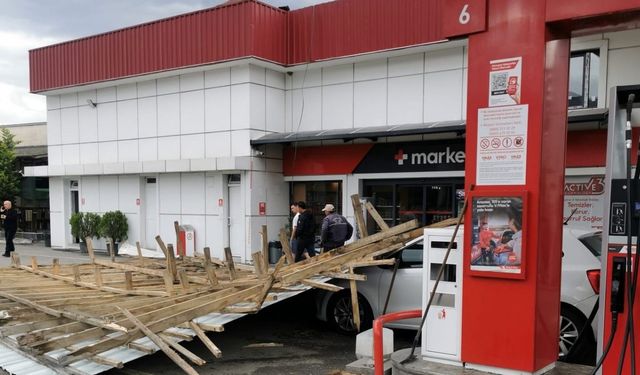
(363, 179), (463, 233)
(290, 181), (343, 236)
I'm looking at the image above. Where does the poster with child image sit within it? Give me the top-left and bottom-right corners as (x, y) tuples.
(471, 195), (524, 275)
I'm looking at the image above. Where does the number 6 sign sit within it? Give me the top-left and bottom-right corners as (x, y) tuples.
(441, 0), (487, 39)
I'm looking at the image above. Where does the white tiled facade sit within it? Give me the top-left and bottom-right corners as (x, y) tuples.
(34, 42), (469, 261)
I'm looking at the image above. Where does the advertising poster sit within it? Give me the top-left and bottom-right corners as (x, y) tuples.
(489, 56), (522, 107)
(471, 195), (524, 275)
(476, 105), (528, 185)
(563, 175), (605, 231)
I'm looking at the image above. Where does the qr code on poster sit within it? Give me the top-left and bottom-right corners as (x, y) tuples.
(491, 72), (508, 91)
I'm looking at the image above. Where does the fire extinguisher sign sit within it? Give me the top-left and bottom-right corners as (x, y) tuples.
(259, 202), (266, 216)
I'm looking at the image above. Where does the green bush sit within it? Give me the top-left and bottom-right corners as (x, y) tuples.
(69, 212), (101, 242)
(99, 210), (129, 243)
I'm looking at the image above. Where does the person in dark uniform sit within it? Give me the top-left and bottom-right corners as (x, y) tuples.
(1, 201), (17, 257)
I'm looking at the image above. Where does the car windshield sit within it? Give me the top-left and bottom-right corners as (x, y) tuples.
(579, 232), (602, 258)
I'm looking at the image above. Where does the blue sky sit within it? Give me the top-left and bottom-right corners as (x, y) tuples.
(0, 0), (332, 124)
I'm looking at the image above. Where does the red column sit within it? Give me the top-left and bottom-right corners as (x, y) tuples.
(462, 0), (570, 372)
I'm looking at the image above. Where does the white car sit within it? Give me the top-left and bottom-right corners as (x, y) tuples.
(315, 226), (601, 364)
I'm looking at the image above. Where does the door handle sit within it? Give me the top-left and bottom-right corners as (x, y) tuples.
(227, 217), (231, 227)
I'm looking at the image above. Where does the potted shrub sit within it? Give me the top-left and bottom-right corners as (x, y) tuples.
(98, 210), (128, 256)
(69, 212), (101, 253)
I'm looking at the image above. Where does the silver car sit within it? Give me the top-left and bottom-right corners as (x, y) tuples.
(315, 226), (601, 364)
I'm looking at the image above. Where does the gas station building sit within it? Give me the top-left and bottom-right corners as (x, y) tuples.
(25, 1), (640, 374)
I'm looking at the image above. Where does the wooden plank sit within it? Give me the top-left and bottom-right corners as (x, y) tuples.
(251, 252), (265, 277)
(86, 237), (96, 262)
(163, 269), (175, 296)
(10, 253), (20, 267)
(31, 256), (38, 271)
(205, 265), (218, 287)
(108, 238), (116, 262)
(174, 221), (183, 257)
(254, 256), (286, 308)
(159, 333), (206, 366)
(93, 258), (165, 276)
(349, 259), (396, 268)
(195, 322), (224, 332)
(52, 258), (61, 275)
(124, 271), (134, 290)
(128, 341), (156, 354)
(178, 270), (191, 293)
(349, 266), (361, 332)
(261, 224), (269, 270)
(156, 235), (177, 281)
(136, 241), (145, 266)
(351, 194), (368, 238)
(320, 272), (367, 281)
(365, 201), (390, 231)
(94, 265), (103, 287)
(301, 279), (343, 292)
(119, 307), (200, 375)
(279, 228), (295, 264)
(189, 321), (222, 358)
(203, 247), (212, 265)
(224, 247), (237, 280)
(72, 265), (81, 282)
(166, 244), (179, 282)
(92, 355), (124, 369)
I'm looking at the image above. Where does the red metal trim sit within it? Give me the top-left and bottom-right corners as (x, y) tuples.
(283, 144), (373, 176)
(373, 309), (422, 375)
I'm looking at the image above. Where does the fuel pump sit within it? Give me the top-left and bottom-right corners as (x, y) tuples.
(598, 85), (640, 375)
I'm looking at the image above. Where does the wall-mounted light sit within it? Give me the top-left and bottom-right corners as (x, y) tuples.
(86, 99), (97, 108)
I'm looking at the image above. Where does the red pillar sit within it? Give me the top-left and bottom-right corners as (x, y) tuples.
(462, 0), (570, 372)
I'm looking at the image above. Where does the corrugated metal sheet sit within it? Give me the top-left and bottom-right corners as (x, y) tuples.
(29, 0), (287, 92)
(288, 0), (444, 64)
(29, 0), (450, 92)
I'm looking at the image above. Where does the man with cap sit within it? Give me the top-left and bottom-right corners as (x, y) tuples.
(320, 203), (353, 252)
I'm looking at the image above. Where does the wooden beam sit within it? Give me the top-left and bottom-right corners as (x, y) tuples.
(86, 237), (96, 262)
(178, 270), (191, 293)
(135, 241), (145, 266)
(163, 269), (175, 296)
(189, 321), (222, 358)
(301, 279), (343, 292)
(349, 259), (396, 268)
(166, 244), (179, 282)
(92, 355), (123, 369)
(156, 235), (177, 281)
(224, 247), (237, 280)
(251, 252), (265, 277)
(94, 265), (103, 287)
(351, 194), (368, 238)
(119, 307), (200, 375)
(261, 224), (269, 270)
(108, 238), (116, 262)
(349, 266), (361, 332)
(365, 201), (390, 231)
(203, 247), (212, 265)
(159, 333), (206, 366)
(127, 341), (156, 354)
(174, 221), (183, 257)
(31, 256), (38, 271)
(279, 228), (295, 264)
(72, 265), (81, 283)
(52, 259), (61, 275)
(124, 271), (133, 290)
(320, 272), (367, 281)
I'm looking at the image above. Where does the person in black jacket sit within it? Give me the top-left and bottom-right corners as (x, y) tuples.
(294, 201), (316, 261)
(1, 201), (18, 257)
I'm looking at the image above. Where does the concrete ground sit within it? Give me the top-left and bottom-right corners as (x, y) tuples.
(0, 241), (94, 267)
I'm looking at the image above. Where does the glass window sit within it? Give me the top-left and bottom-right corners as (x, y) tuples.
(290, 181), (342, 237)
(579, 232), (602, 258)
(569, 50), (600, 109)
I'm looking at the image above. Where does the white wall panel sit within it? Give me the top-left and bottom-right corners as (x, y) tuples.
(47, 95), (60, 110)
(205, 132), (231, 158)
(354, 59), (387, 81)
(60, 93), (78, 108)
(159, 174), (181, 214)
(205, 175), (223, 215)
(265, 173), (288, 216)
(118, 175), (139, 214)
(607, 47), (640, 104)
(288, 68), (321, 89)
(137, 80), (157, 97)
(118, 140), (138, 162)
(97, 102), (118, 141)
(116, 83), (137, 100)
(266, 69), (285, 89)
(323, 64), (353, 85)
(231, 130), (252, 157)
(205, 67), (231, 88)
(157, 94), (180, 136)
(205, 86), (231, 132)
(159, 214), (181, 245)
(139, 138), (158, 161)
(183, 214), (206, 252)
(425, 47), (464, 72)
(388, 75), (423, 125)
(249, 65), (266, 85)
(80, 143), (99, 164)
(47, 109), (62, 145)
(180, 90), (205, 134)
(266, 88), (285, 133)
(462, 68), (468, 120)
(60, 107), (79, 144)
(181, 173), (206, 215)
(158, 136), (180, 160)
(99, 176), (118, 213)
(424, 69), (463, 122)
(181, 134), (205, 160)
(250, 84), (266, 130)
(354, 79), (387, 127)
(605, 28), (640, 49)
(322, 83), (353, 129)
(291, 87), (322, 131)
(81, 176), (100, 213)
(157, 76), (180, 95)
(231, 65), (250, 85)
(48, 145), (62, 165)
(205, 215), (225, 259)
(231, 84), (251, 130)
(125, 213), (141, 245)
(62, 144), (80, 165)
(180, 72), (204, 91)
(138, 97), (157, 138)
(388, 53), (424, 77)
(284, 91), (293, 132)
(98, 141), (118, 164)
(50, 212), (66, 248)
(49, 177), (64, 212)
(97, 87), (116, 103)
(78, 90), (97, 105)
(117, 99), (138, 140)
(79, 106), (98, 143)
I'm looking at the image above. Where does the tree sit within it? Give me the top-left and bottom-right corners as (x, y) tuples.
(0, 129), (21, 202)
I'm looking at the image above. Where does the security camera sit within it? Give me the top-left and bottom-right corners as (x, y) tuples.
(86, 99), (97, 108)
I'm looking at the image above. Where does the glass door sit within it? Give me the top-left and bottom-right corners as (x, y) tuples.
(396, 185), (425, 226)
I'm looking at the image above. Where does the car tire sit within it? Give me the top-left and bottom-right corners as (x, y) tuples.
(558, 304), (596, 365)
(326, 290), (373, 335)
